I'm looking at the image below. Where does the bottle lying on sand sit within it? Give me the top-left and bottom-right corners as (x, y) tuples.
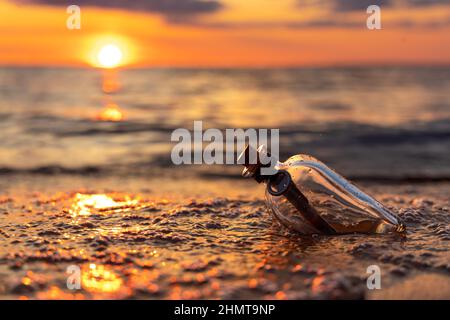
(239, 145), (405, 235)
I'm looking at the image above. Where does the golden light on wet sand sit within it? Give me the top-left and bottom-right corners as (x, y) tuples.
(70, 193), (138, 217)
(82, 264), (123, 293)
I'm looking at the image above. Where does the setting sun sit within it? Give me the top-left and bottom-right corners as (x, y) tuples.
(97, 44), (123, 68)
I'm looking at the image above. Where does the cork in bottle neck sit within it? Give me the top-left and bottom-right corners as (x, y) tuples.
(238, 144), (276, 183)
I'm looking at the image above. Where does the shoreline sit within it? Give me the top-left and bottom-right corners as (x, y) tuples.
(0, 174), (448, 299)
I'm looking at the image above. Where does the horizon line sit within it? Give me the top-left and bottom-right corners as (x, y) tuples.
(1, 62), (450, 70)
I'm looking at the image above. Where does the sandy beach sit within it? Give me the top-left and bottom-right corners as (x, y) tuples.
(0, 173), (448, 300)
(1, 0), (450, 306)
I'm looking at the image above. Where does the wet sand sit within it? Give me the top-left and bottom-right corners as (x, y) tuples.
(0, 174), (448, 300)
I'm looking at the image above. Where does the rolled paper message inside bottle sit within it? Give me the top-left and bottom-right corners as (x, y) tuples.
(239, 145), (406, 235)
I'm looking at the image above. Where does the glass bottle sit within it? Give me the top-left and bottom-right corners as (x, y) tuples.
(239, 145), (405, 235)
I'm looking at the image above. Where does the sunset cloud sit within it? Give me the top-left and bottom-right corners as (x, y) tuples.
(409, 0), (450, 6)
(12, 0), (224, 16)
(10, 0), (450, 27)
(297, 0), (449, 11)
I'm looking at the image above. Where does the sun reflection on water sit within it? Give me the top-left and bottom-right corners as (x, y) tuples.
(101, 69), (121, 93)
(95, 103), (124, 122)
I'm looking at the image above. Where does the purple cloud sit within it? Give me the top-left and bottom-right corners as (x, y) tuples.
(12, 0), (223, 16)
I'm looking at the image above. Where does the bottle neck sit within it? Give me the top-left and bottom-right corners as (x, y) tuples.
(239, 144), (278, 183)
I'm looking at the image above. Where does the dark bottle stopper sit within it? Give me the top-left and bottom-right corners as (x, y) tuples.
(238, 144), (274, 183)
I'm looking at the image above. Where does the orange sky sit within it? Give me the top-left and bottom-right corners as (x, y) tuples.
(0, 0), (449, 67)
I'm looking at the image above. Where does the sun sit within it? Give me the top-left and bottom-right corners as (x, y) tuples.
(86, 35), (134, 68)
(97, 44), (123, 68)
